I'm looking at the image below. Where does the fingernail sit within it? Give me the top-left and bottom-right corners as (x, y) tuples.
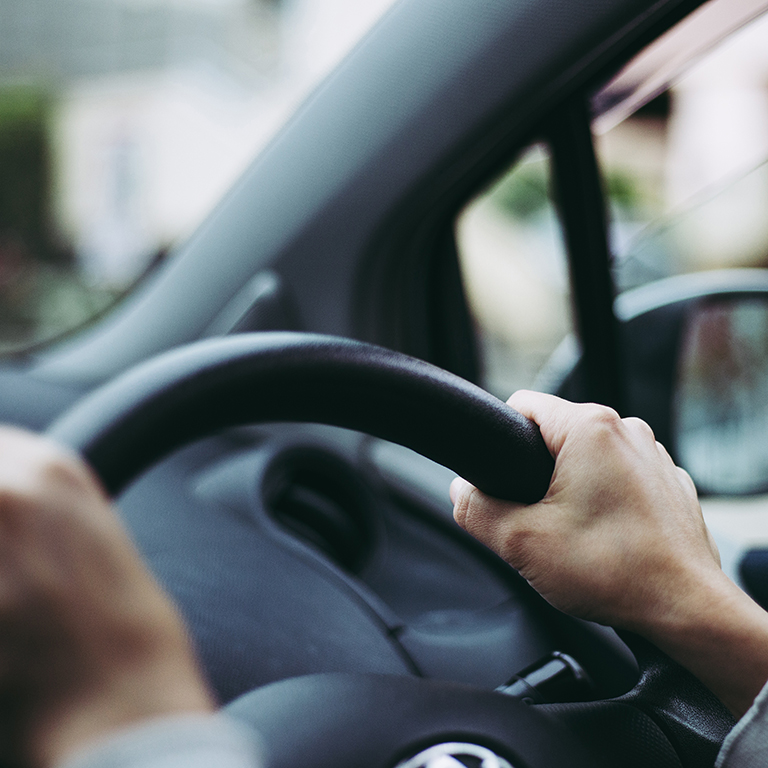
(450, 476), (468, 504)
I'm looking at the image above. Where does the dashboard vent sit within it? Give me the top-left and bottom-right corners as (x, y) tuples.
(263, 448), (377, 573)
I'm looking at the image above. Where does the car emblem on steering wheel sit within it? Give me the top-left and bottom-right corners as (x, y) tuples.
(395, 741), (516, 768)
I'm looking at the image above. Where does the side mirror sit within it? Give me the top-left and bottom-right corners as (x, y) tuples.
(555, 269), (768, 496)
(676, 297), (768, 495)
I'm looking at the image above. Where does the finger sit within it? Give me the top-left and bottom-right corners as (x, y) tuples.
(505, 390), (576, 456)
(452, 475), (528, 552)
(506, 390), (621, 458)
(648, 439), (698, 496)
(451, 477), (474, 529)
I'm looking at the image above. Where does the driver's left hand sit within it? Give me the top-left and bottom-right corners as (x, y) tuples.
(0, 427), (213, 768)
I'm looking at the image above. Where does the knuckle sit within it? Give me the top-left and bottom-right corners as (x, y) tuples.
(499, 526), (536, 568)
(0, 450), (94, 529)
(582, 403), (621, 427)
(33, 448), (99, 501)
(40, 453), (84, 486)
(578, 404), (623, 441)
(624, 415), (652, 432)
(676, 466), (698, 493)
(623, 416), (656, 441)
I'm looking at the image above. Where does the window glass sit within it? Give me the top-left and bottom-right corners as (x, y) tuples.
(455, 145), (571, 398)
(595, 10), (768, 291)
(0, 0), (398, 355)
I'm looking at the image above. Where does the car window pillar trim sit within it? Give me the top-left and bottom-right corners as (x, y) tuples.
(547, 93), (624, 412)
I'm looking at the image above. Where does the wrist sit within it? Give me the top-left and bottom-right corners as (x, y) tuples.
(637, 570), (768, 717)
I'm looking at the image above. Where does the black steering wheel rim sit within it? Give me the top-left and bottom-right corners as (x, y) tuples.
(48, 332), (554, 502)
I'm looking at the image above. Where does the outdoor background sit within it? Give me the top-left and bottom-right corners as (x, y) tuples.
(0, 0), (397, 353)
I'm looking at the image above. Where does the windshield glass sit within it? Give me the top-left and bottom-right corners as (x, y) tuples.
(0, 0), (398, 355)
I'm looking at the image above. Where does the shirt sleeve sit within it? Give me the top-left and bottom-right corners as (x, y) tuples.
(716, 681), (768, 768)
(55, 713), (263, 768)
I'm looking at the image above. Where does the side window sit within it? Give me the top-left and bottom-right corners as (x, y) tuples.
(595, 11), (768, 291)
(454, 145), (572, 398)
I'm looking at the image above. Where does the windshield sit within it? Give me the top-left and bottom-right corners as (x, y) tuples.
(0, 0), (398, 355)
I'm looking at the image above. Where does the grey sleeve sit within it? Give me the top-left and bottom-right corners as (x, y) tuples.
(55, 713), (263, 768)
(716, 681), (768, 768)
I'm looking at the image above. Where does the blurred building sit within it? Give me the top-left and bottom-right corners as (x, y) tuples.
(0, 0), (394, 287)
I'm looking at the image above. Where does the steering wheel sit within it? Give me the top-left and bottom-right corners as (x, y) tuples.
(48, 332), (734, 768)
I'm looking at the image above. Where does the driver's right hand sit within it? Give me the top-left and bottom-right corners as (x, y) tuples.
(451, 391), (768, 718)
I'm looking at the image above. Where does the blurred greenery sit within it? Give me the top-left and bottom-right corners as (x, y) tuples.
(492, 161), (550, 220)
(0, 262), (118, 355)
(0, 86), (63, 263)
(491, 156), (645, 221)
(0, 85), (122, 355)
(606, 169), (645, 214)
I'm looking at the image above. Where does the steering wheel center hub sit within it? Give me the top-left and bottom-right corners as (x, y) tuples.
(396, 742), (515, 768)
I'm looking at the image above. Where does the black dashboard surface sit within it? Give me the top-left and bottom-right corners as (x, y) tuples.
(114, 422), (637, 703)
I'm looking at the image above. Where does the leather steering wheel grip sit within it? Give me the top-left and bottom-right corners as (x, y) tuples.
(47, 332), (554, 501)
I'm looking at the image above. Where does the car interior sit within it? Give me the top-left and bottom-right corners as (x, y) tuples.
(3, 0), (768, 765)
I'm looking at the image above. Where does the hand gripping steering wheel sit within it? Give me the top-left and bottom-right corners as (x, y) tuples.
(48, 332), (734, 768)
